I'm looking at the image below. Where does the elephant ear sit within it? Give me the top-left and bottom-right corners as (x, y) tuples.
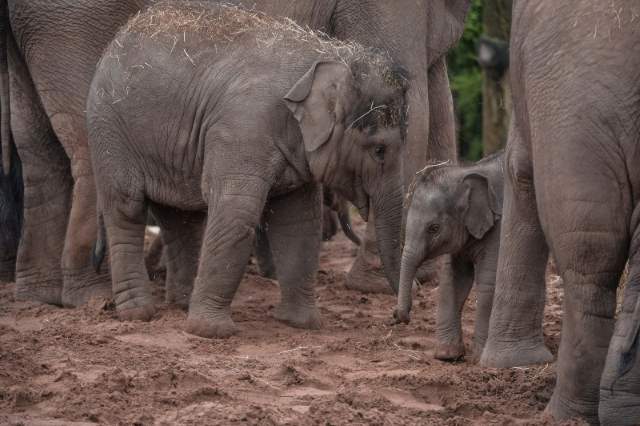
(459, 173), (499, 240)
(284, 61), (350, 152)
(428, 0), (471, 61)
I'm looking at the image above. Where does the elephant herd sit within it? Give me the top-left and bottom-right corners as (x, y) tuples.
(0, 0), (638, 424)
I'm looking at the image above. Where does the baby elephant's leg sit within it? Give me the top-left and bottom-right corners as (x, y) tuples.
(265, 183), (322, 330)
(186, 173), (268, 338)
(103, 194), (156, 321)
(435, 256), (473, 361)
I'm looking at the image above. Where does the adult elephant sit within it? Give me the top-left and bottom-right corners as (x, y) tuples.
(0, 0), (468, 306)
(480, 1), (640, 423)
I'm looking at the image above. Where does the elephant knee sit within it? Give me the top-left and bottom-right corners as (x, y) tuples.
(505, 145), (533, 193)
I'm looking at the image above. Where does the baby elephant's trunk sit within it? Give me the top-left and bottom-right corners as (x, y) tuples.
(395, 243), (422, 323)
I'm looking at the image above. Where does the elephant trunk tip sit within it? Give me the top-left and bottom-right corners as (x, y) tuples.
(393, 306), (411, 324)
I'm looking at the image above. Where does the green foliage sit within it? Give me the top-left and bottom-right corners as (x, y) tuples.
(448, 0), (483, 161)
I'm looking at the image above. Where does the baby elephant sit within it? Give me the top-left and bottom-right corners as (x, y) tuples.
(395, 151), (504, 361)
(87, 2), (407, 338)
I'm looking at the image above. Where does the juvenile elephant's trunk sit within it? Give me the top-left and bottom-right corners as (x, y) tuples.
(372, 183), (404, 294)
(395, 239), (423, 323)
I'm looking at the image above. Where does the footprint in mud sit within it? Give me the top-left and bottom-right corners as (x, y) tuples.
(382, 388), (446, 412)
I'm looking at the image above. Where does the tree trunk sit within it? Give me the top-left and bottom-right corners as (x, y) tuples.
(481, 0), (512, 155)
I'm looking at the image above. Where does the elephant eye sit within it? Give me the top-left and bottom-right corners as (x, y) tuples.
(372, 144), (386, 162)
(427, 223), (440, 234)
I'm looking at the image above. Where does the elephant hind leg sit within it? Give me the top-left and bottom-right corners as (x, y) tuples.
(599, 219), (640, 425)
(544, 195), (627, 422)
(149, 205), (204, 309)
(103, 192), (156, 322)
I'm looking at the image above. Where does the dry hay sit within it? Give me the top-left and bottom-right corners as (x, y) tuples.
(118, 1), (405, 91)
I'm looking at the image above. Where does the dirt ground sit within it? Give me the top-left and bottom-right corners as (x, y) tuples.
(0, 220), (584, 425)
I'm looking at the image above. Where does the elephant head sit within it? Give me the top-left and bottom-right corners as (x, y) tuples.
(395, 161), (502, 323)
(284, 55), (408, 293)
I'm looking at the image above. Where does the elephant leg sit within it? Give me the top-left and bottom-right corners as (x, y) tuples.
(471, 232), (499, 361)
(103, 194), (156, 322)
(265, 183), (322, 330)
(254, 222), (277, 279)
(9, 40), (71, 305)
(149, 205), (204, 308)
(544, 203), (623, 422)
(434, 255), (473, 361)
(480, 122), (552, 368)
(186, 173), (268, 339)
(345, 215), (392, 294)
(60, 157), (111, 306)
(599, 230), (640, 424)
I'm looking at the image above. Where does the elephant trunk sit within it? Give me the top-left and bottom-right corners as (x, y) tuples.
(1, 0), (11, 176)
(395, 236), (423, 324)
(372, 182), (403, 294)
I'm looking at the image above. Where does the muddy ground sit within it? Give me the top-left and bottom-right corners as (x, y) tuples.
(1, 220), (584, 425)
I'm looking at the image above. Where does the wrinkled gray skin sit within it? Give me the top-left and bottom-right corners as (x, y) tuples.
(2, 0), (146, 306)
(199, 0), (469, 295)
(0, 0), (468, 306)
(395, 152), (503, 362)
(480, 1), (640, 423)
(87, 2), (408, 337)
(257, 188), (360, 280)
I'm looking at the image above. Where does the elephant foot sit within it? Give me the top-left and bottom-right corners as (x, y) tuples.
(480, 339), (553, 368)
(61, 268), (112, 308)
(15, 269), (63, 305)
(345, 253), (393, 294)
(185, 315), (238, 338)
(117, 303), (156, 322)
(0, 257), (16, 282)
(434, 341), (465, 361)
(545, 393), (598, 425)
(273, 303), (322, 330)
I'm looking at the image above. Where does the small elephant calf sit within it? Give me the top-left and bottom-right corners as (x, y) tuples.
(87, 2), (408, 338)
(395, 151), (504, 361)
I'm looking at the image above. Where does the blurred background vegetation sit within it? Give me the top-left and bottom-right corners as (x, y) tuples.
(447, 0), (512, 161)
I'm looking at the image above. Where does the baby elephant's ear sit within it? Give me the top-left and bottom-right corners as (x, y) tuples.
(284, 61), (350, 152)
(461, 173), (499, 239)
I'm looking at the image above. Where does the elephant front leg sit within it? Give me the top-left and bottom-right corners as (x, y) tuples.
(435, 256), (473, 361)
(265, 184), (322, 330)
(480, 124), (552, 368)
(471, 232), (499, 362)
(186, 175), (268, 338)
(150, 206), (204, 308)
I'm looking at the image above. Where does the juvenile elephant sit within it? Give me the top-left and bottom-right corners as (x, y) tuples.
(0, 0), (468, 308)
(88, 2), (408, 338)
(480, 1), (640, 423)
(395, 152), (503, 361)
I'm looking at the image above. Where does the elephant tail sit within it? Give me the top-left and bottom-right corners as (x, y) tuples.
(0, 0), (12, 177)
(92, 213), (107, 273)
